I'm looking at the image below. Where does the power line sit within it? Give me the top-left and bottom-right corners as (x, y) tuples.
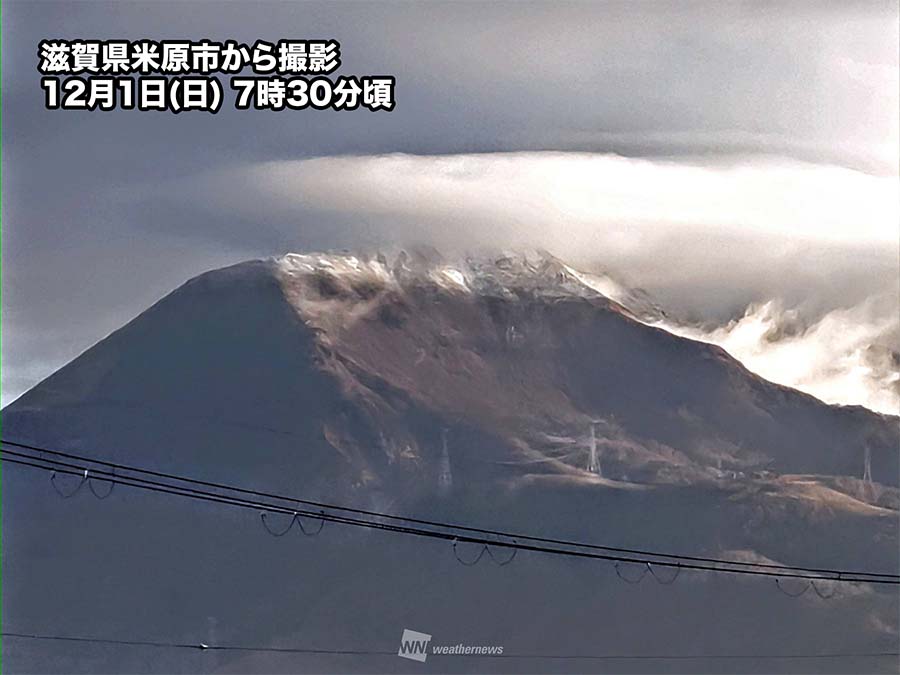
(3, 442), (898, 585)
(6, 438), (897, 580)
(3, 632), (898, 661)
(3, 450), (894, 585)
(10, 440), (900, 580)
(4, 446), (897, 584)
(1, 631), (392, 656)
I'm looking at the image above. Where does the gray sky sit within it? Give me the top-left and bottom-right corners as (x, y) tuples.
(2, 0), (898, 406)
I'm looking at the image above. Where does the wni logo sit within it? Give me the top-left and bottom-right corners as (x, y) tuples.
(398, 629), (432, 663)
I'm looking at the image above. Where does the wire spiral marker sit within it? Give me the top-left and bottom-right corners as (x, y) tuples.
(486, 541), (518, 566)
(452, 538), (489, 566)
(647, 562), (681, 585)
(614, 561), (651, 584)
(88, 468), (116, 499)
(775, 578), (810, 597)
(452, 537), (518, 566)
(810, 581), (837, 599)
(260, 511), (296, 537)
(50, 468), (88, 499)
(260, 510), (326, 537)
(296, 510), (326, 536)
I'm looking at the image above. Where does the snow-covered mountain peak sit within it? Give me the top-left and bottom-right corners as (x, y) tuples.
(275, 250), (664, 321)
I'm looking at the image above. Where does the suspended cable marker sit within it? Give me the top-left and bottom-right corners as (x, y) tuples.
(452, 538), (518, 567)
(260, 510), (326, 537)
(2, 438), (898, 590)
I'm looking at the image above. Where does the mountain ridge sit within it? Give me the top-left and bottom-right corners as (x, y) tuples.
(3, 251), (898, 674)
(9, 252), (897, 490)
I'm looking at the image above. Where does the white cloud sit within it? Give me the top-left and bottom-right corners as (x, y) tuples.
(660, 297), (899, 415)
(222, 153), (898, 248)
(182, 151), (899, 413)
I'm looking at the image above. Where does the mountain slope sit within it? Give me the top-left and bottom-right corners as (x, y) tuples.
(3, 252), (898, 674)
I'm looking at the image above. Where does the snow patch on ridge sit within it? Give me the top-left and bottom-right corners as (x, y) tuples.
(273, 250), (898, 416)
(274, 249), (652, 317)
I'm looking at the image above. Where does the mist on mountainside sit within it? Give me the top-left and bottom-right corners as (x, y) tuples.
(660, 295), (899, 416)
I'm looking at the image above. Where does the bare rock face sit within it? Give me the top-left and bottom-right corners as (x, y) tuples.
(275, 251), (898, 487)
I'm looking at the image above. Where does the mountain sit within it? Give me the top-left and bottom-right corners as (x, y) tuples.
(3, 251), (898, 674)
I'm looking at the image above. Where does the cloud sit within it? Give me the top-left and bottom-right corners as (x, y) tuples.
(188, 153), (898, 311)
(4, 0), (898, 411)
(660, 297), (899, 415)
(179, 151), (898, 413)
(217, 152), (897, 245)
